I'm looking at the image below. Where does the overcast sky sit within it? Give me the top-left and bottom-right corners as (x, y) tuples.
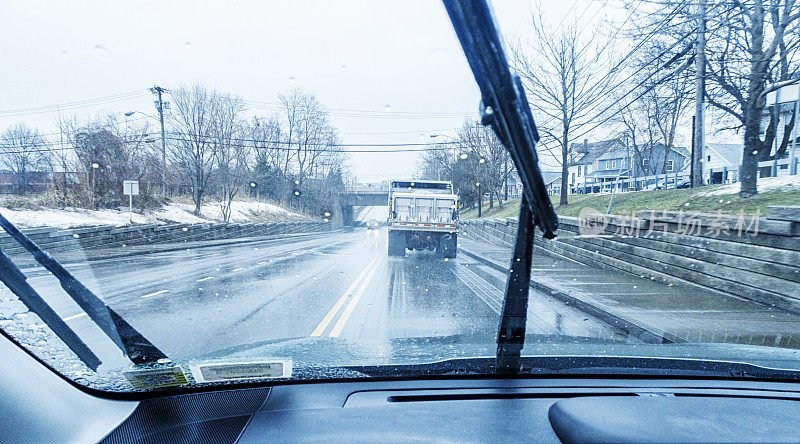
(1, 0), (620, 181)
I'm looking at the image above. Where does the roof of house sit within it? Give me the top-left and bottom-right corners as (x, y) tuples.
(570, 138), (625, 166)
(706, 143), (743, 167)
(541, 170), (562, 185)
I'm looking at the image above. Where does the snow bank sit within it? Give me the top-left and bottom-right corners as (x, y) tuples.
(699, 176), (800, 196)
(0, 199), (306, 229)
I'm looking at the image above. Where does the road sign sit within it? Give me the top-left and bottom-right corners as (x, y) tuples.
(123, 180), (139, 196)
(123, 180), (139, 224)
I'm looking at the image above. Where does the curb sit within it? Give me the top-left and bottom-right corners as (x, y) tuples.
(460, 246), (679, 344)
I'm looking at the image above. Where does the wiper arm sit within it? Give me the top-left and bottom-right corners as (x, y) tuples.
(443, 0), (558, 374)
(0, 212), (168, 366)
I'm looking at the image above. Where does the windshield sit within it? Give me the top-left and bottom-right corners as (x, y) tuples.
(1, 0), (800, 393)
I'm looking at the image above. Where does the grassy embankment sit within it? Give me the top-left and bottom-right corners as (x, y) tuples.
(461, 185), (800, 220)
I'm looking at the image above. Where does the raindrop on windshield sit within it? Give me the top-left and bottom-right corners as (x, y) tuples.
(93, 44), (111, 61)
(340, 64), (347, 70)
(182, 227), (188, 231)
(184, 41), (192, 46)
(384, 104), (392, 111)
(288, 76), (296, 83)
(72, 233), (79, 238)
(60, 50), (68, 58)
(460, 153), (468, 160)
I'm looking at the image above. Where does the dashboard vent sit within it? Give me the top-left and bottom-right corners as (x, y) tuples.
(386, 392), (637, 403)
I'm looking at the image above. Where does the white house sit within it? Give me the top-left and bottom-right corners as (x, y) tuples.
(704, 143), (742, 184)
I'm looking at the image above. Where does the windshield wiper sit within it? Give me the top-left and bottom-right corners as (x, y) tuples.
(0, 212), (168, 368)
(443, 0), (559, 374)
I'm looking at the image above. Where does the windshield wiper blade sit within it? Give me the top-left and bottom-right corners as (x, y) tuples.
(0, 212), (168, 365)
(443, 0), (558, 374)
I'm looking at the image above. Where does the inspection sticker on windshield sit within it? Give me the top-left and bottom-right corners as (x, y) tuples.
(190, 360), (292, 383)
(123, 366), (188, 390)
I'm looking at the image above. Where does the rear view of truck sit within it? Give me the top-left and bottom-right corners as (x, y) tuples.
(387, 180), (458, 258)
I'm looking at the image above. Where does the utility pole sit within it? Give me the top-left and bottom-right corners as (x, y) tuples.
(150, 86), (168, 196)
(691, 0), (706, 187)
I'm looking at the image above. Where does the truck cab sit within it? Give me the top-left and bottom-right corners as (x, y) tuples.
(387, 180), (458, 258)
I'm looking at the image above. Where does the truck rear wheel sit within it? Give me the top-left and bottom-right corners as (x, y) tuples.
(388, 230), (406, 257)
(438, 233), (457, 259)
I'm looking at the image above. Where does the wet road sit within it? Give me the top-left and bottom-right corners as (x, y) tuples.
(7, 228), (625, 366)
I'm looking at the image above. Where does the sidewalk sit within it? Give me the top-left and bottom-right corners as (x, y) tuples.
(460, 236), (800, 348)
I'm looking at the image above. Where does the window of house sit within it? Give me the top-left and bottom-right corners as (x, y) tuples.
(666, 160), (674, 172)
(571, 173), (575, 183)
(605, 160), (612, 169)
(611, 159), (617, 169)
(578, 166), (582, 176)
(707, 155), (711, 161)
(642, 158), (649, 170)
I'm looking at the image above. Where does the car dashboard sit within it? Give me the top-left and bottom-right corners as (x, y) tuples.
(4, 334), (800, 443)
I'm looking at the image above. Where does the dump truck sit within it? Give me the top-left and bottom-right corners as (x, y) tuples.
(387, 180), (458, 258)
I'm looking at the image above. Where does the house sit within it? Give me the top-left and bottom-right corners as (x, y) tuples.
(568, 138), (626, 194)
(540, 170), (562, 196)
(567, 138), (689, 194)
(704, 143), (742, 184)
(0, 170), (51, 194)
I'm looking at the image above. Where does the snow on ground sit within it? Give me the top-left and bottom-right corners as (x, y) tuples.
(699, 176), (800, 196)
(0, 199), (306, 229)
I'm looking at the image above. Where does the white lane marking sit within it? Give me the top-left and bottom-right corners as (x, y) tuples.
(455, 264), (502, 314)
(141, 289), (169, 299)
(232, 267), (245, 272)
(196, 276), (214, 282)
(64, 313), (88, 321)
(310, 257), (379, 337)
(329, 259), (382, 338)
(259, 261), (267, 265)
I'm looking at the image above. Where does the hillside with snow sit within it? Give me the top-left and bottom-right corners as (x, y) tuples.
(0, 198), (308, 229)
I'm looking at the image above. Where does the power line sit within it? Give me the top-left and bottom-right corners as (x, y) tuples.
(0, 91), (150, 118)
(570, 38), (696, 142)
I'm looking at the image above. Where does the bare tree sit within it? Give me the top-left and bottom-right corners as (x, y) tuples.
(0, 123), (49, 195)
(249, 115), (283, 172)
(618, 40), (694, 181)
(513, 12), (620, 206)
(212, 94), (248, 222)
(169, 84), (221, 215)
(278, 89), (339, 211)
(702, 0), (800, 196)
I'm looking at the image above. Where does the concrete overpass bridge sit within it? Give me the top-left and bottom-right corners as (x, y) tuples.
(339, 187), (388, 225)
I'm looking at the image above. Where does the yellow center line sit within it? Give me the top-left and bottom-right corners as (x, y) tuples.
(310, 257), (379, 337)
(329, 258), (383, 338)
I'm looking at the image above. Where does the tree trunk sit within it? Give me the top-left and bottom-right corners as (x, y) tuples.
(193, 186), (202, 215)
(740, 111), (761, 197)
(559, 136), (569, 206)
